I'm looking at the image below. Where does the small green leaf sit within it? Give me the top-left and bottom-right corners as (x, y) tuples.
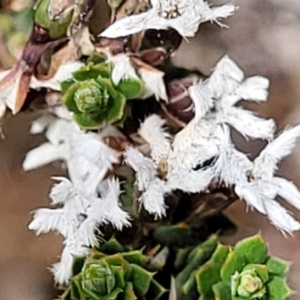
(196, 244), (230, 298)
(266, 257), (290, 278)
(99, 238), (124, 255)
(145, 279), (167, 300)
(235, 234), (268, 264)
(212, 282), (231, 300)
(124, 282), (137, 300)
(266, 276), (293, 300)
(101, 288), (123, 300)
(74, 112), (106, 129)
(122, 251), (148, 267)
(220, 250), (247, 282)
(243, 264), (269, 283)
(60, 79), (75, 93)
(72, 256), (86, 276)
(106, 92), (126, 123)
(130, 264), (153, 297)
(182, 272), (197, 295)
(117, 78), (144, 99)
(176, 235), (218, 287)
(111, 265), (126, 290)
(174, 247), (194, 271)
(63, 82), (82, 114)
(73, 63), (112, 81)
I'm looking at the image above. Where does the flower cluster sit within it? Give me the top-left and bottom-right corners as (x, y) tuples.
(0, 0), (299, 294)
(124, 56), (300, 234)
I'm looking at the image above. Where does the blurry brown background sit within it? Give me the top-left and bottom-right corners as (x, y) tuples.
(1, 0), (300, 299)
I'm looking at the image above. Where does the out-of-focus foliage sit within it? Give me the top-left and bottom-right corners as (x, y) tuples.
(0, 0), (33, 69)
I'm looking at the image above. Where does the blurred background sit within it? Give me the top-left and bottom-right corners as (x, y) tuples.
(1, 0), (300, 299)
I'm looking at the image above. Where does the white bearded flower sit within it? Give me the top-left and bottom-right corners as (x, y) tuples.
(216, 125), (300, 234)
(23, 113), (120, 193)
(189, 56), (275, 140)
(124, 115), (220, 217)
(29, 177), (130, 285)
(100, 0), (237, 38)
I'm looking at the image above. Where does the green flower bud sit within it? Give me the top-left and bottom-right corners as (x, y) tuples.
(74, 80), (109, 115)
(60, 239), (166, 300)
(232, 269), (265, 298)
(61, 62), (144, 129)
(175, 235), (293, 300)
(82, 263), (116, 296)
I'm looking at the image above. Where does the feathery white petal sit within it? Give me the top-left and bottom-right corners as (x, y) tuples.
(30, 114), (56, 134)
(124, 147), (157, 191)
(52, 243), (90, 285)
(189, 81), (214, 121)
(76, 202), (104, 247)
(208, 55), (243, 97)
(138, 67), (168, 101)
(265, 200), (300, 234)
(272, 177), (300, 211)
(236, 76), (270, 102)
(253, 125), (300, 179)
(100, 1), (236, 38)
(100, 9), (154, 38)
(28, 208), (68, 236)
(220, 106), (275, 140)
(98, 178), (131, 230)
(45, 119), (76, 146)
(139, 178), (167, 218)
(139, 115), (171, 163)
(215, 126), (253, 185)
(167, 167), (214, 193)
(49, 177), (75, 205)
(110, 54), (139, 85)
(71, 131), (119, 169)
(23, 143), (63, 171)
(234, 185), (267, 214)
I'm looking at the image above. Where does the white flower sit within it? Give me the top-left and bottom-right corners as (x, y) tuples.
(23, 116), (76, 171)
(29, 177), (130, 284)
(124, 115), (219, 217)
(216, 125), (300, 234)
(23, 114), (119, 193)
(100, 0), (237, 38)
(189, 56), (275, 140)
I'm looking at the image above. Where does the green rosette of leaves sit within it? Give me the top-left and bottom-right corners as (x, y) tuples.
(175, 234), (293, 300)
(61, 62), (143, 129)
(60, 239), (166, 300)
